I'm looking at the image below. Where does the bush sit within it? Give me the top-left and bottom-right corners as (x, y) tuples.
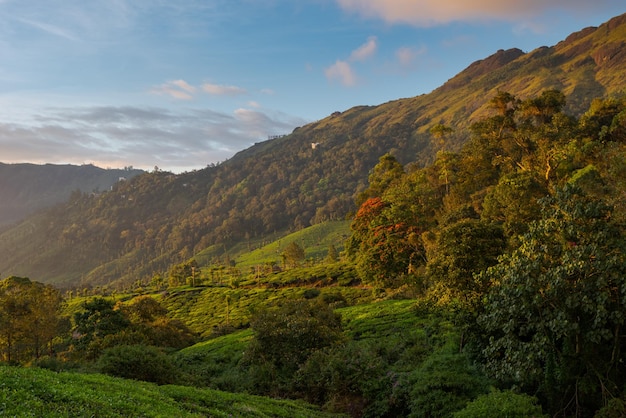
(595, 398), (626, 418)
(243, 299), (343, 396)
(302, 288), (321, 299)
(453, 389), (548, 418)
(31, 356), (73, 372)
(295, 340), (418, 417)
(408, 352), (490, 417)
(97, 344), (178, 385)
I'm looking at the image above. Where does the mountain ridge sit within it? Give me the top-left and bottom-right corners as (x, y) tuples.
(0, 163), (144, 227)
(1, 12), (626, 288)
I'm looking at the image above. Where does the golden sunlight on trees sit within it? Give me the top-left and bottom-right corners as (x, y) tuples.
(282, 241), (305, 268)
(0, 277), (63, 363)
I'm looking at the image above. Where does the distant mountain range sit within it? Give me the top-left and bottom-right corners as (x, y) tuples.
(1, 12), (626, 288)
(0, 163), (144, 227)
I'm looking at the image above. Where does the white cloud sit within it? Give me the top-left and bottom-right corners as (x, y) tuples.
(0, 104), (308, 173)
(151, 80), (250, 100)
(202, 83), (247, 96)
(324, 60), (357, 87)
(150, 80), (196, 100)
(171, 79), (196, 93)
(335, 0), (618, 26)
(324, 36), (377, 87)
(350, 36), (378, 61)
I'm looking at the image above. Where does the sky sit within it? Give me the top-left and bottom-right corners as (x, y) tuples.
(0, 1), (624, 173)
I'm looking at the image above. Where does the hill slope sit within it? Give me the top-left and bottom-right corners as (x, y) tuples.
(0, 163), (143, 227)
(1, 13), (626, 288)
(0, 364), (342, 417)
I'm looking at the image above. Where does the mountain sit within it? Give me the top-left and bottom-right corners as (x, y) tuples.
(1, 13), (626, 289)
(0, 163), (144, 227)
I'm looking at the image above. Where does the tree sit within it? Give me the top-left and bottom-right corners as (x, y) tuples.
(326, 243), (339, 263)
(27, 283), (64, 360)
(356, 153), (405, 205)
(425, 219), (506, 306)
(481, 171), (548, 239)
(519, 89), (566, 126)
(0, 277), (63, 363)
(347, 163), (443, 289)
(243, 299), (343, 396)
(347, 197), (424, 288)
(430, 123), (454, 150)
(72, 297), (130, 359)
(453, 389), (548, 418)
(117, 295), (195, 350)
(168, 259), (198, 287)
(479, 186), (626, 416)
(282, 241), (305, 268)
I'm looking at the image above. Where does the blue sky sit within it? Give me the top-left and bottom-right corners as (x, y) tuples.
(0, 1), (624, 173)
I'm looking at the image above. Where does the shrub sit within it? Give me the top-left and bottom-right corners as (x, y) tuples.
(408, 352), (490, 417)
(595, 398), (626, 418)
(97, 344), (178, 384)
(453, 389), (548, 418)
(243, 299), (343, 396)
(295, 341), (390, 417)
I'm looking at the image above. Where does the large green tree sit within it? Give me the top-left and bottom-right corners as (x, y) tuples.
(347, 196), (424, 288)
(425, 218), (506, 306)
(481, 171), (548, 239)
(479, 186), (626, 416)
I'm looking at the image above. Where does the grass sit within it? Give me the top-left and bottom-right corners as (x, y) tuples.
(158, 284), (372, 338)
(192, 220), (351, 269)
(234, 220), (352, 268)
(339, 299), (421, 340)
(0, 364), (345, 417)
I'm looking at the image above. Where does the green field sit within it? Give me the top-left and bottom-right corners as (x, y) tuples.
(0, 364), (345, 417)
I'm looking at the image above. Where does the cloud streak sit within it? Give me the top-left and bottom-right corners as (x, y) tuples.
(350, 36), (378, 61)
(0, 105), (307, 173)
(335, 0), (619, 26)
(202, 83), (247, 96)
(150, 80), (249, 100)
(151, 80), (197, 100)
(325, 60), (357, 87)
(325, 36), (378, 87)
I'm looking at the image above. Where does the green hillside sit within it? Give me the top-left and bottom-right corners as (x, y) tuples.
(1, 14), (626, 289)
(0, 364), (343, 417)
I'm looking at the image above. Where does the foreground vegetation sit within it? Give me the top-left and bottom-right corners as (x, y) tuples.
(0, 364), (342, 417)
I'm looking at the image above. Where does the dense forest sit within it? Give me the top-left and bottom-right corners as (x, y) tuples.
(1, 89), (625, 417)
(0, 163), (143, 227)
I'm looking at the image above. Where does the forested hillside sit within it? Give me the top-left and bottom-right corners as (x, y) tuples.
(1, 13), (626, 289)
(1, 85), (625, 416)
(0, 163), (143, 227)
